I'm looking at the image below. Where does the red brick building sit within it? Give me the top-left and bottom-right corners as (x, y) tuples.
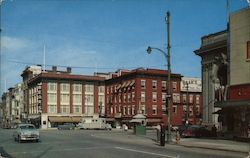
(104, 68), (182, 127)
(23, 66), (105, 129)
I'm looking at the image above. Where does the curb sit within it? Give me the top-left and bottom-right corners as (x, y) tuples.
(177, 143), (249, 154)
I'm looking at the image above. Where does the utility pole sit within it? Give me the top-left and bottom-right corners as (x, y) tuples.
(166, 11), (172, 143)
(186, 81), (189, 125)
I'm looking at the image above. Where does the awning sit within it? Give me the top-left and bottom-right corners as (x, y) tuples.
(116, 84), (121, 90)
(125, 81), (131, 87)
(146, 119), (162, 123)
(121, 82), (126, 88)
(212, 109), (222, 114)
(129, 80), (135, 87)
(215, 100), (250, 108)
(48, 116), (82, 123)
(130, 119), (143, 123)
(106, 118), (115, 121)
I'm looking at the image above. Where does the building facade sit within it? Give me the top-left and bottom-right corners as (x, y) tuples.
(25, 66), (105, 129)
(104, 68), (182, 127)
(195, 7), (250, 138)
(1, 83), (24, 128)
(194, 30), (228, 128)
(180, 77), (202, 125)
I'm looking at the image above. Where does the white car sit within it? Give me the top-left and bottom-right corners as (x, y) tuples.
(13, 123), (40, 143)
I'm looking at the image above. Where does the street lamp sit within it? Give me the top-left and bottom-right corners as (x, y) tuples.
(146, 11), (171, 143)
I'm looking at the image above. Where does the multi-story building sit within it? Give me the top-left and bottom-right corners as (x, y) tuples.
(21, 65), (42, 122)
(180, 77), (202, 125)
(194, 30), (228, 128)
(0, 83), (24, 128)
(25, 66), (105, 129)
(195, 7), (250, 138)
(104, 68), (182, 127)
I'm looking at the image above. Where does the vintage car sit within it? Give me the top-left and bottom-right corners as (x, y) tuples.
(13, 123), (40, 143)
(58, 123), (75, 130)
(182, 125), (212, 138)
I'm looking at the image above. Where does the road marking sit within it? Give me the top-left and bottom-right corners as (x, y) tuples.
(115, 147), (179, 158)
(10, 146), (113, 155)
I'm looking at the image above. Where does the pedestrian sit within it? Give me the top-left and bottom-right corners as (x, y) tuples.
(156, 124), (161, 142)
(211, 124), (217, 137)
(175, 129), (180, 144)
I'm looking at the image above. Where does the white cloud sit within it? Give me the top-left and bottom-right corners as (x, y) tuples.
(2, 36), (31, 52)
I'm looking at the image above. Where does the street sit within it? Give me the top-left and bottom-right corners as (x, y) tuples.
(0, 129), (247, 158)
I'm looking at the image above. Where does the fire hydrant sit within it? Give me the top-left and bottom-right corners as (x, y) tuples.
(175, 130), (180, 144)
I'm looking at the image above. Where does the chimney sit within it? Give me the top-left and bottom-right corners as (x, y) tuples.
(52, 66), (57, 72)
(66, 67), (71, 73)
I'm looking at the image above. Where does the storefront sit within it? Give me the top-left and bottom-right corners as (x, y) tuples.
(215, 100), (250, 138)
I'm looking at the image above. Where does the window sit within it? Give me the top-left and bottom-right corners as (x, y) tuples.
(98, 86), (105, 93)
(162, 105), (166, 114)
(73, 84), (82, 93)
(48, 82), (57, 91)
(60, 105), (70, 113)
(141, 80), (146, 89)
(189, 95), (193, 103)
(173, 93), (180, 103)
(162, 81), (166, 90)
(196, 95), (200, 104)
(48, 104), (57, 113)
(141, 105), (145, 114)
(85, 95), (94, 104)
(123, 106), (126, 115)
(189, 106), (193, 116)
(127, 106), (131, 115)
(132, 92), (135, 102)
(195, 106), (199, 113)
(152, 92), (157, 102)
(73, 94), (82, 104)
(73, 105), (82, 113)
(247, 41), (250, 59)
(127, 93), (131, 103)
(132, 105), (135, 115)
(152, 105), (157, 115)
(85, 83), (94, 93)
(61, 83), (69, 92)
(182, 94), (187, 103)
(162, 93), (166, 102)
(60, 94), (70, 103)
(172, 82), (177, 91)
(141, 92), (145, 102)
(173, 105), (177, 114)
(183, 105), (187, 112)
(152, 80), (157, 90)
(47, 93), (56, 103)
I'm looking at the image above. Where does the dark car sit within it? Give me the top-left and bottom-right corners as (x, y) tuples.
(182, 125), (212, 138)
(58, 123), (75, 130)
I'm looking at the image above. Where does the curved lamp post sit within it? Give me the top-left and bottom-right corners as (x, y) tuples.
(146, 11), (172, 143)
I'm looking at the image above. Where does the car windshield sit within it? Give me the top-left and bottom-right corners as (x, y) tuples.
(20, 125), (35, 130)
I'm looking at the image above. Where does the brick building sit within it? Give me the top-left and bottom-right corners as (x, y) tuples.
(104, 68), (182, 127)
(23, 66), (105, 129)
(180, 77), (202, 125)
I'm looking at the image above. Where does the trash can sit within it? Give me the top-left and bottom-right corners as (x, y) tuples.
(134, 125), (146, 135)
(160, 124), (166, 146)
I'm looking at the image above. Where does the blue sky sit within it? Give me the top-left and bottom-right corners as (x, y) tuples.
(0, 0), (248, 94)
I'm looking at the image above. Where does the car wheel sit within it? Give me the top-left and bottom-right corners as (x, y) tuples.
(36, 139), (39, 143)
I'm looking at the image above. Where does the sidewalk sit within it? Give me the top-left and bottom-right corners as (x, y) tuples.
(178, 138), (249, 153)
(145, 130), (250, 154)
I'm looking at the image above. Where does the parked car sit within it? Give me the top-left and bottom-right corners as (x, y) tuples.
(58, 123), (75, 130)
(182, 125), (212, 138)
(13, 123), (40, 143)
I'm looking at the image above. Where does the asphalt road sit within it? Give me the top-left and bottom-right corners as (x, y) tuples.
(0, 129), (246, 158)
